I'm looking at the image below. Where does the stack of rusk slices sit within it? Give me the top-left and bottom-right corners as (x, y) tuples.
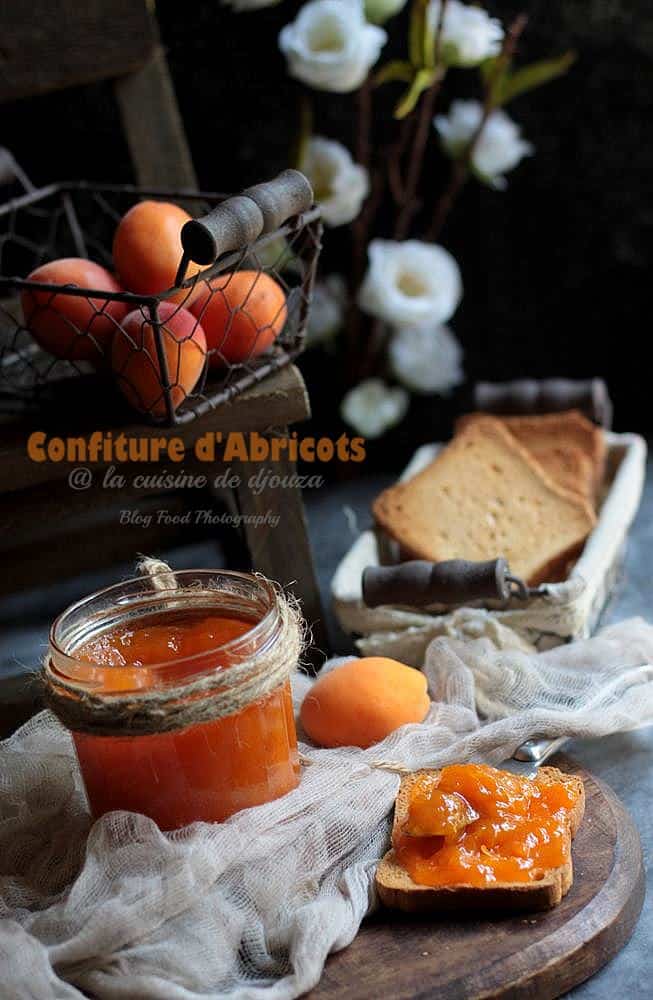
(373, 410), (605, 587)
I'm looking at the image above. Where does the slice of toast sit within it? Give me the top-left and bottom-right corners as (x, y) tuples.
(373, 417), (596, 586)
(457, 410), (605, 501)
(376, 766), (585, 915)
(524, 443), (595, 505)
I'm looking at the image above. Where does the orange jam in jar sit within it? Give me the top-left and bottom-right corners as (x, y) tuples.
(47, 571), (300, 829)
(394, 764), (580, 888)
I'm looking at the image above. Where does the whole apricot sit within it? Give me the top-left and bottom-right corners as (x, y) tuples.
(112, 201), (202, 304)
(300, 657), (430, 750)
(190, 270), (287, 368)
(21, 258), (128, 364)
(111, 302), (206, 418)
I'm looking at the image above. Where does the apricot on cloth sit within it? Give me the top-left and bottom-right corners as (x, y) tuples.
(300, 657), (430, 749)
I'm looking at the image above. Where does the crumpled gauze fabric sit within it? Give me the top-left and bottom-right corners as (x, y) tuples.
(1, 618), (653, 998)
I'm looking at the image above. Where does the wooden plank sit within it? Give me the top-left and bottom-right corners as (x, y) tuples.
(0, 475), (195, 549)
(310, 756), (645, 1000)
(234, 436), (328, 667)
(114, 43), (198, 190)
(0, 459), (249, 550)
(0, 365), (323, 668)
(0, 0), (155, 102)
(0, 364), (311, 493)
(0, 494), (209, 596)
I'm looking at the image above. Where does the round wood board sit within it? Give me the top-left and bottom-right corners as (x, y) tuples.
(309, 756), (645, 1000)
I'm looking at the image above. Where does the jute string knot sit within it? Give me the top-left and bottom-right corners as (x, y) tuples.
(41, 562), (305, 737)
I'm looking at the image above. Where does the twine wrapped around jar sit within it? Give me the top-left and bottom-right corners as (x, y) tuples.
(41, 563), (304, 737)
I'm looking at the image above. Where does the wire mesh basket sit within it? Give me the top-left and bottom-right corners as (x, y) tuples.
(0, 157), (322, 426)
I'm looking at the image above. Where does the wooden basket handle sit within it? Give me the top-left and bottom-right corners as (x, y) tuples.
(180, 169), (314, 266)
(362, 558), (515, 609)
(474, 378), (613, 428)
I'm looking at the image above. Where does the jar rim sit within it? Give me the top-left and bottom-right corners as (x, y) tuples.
(49, 569), (280, 684)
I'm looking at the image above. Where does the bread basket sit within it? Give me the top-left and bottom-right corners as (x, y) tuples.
(332, 425), (646, 662)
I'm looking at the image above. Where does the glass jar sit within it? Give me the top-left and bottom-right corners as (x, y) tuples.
(48, 570), (300, 829)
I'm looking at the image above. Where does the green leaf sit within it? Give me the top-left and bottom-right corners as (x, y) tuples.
(374, 60), (414, 87)
(495, 51), (577, 105)
(394, 67), (437, 119)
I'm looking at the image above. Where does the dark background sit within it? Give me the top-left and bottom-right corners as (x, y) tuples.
(2, 0), (652, 444)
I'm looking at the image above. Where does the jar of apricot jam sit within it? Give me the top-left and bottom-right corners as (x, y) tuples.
(47, 571), (300, 830)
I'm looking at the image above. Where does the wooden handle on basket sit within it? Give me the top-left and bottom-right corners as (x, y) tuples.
(180, 169), (314, 265)
(473, 378), (613, 428)
(242, 171), (314, 232)
(362, 558), (514, 609)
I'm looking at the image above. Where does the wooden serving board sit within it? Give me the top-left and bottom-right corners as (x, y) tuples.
(310, 756), (645, 1000)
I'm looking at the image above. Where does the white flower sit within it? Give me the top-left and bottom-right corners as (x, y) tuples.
(279, 1), (387, 93)
(307, 275), (347, 346)
(222, 0), (281, 9)
(365, 0), (408, 24)
(301, 137), (369, 227)
(428, 1), (503, 67)
(358, 239), (462, 327)
(340, 378), (409, 438)
(434, 100), (534, 189)
(389, 322), (464, 395)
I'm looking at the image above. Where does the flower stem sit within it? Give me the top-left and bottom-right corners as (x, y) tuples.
(388, 116), (413, 206)
(426, 12), (528, 242)
(346, 75), (377, 384)
(425, 155), (468, 243)
(356, 318), (389, 380)
(350, 76), (374, 299)
(394, 0), (449, 240)
(394, 74), (444, 239)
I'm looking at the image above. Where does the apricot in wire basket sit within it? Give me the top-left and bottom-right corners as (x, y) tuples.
(190, 270), (287, 368)
(111, 301), (206, 418)
(300, 657), (430, 750)
(112, 201), (203, 305)
(21, 258), (129, 364)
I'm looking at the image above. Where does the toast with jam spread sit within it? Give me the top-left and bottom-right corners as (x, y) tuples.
(376, 764), (585, 915)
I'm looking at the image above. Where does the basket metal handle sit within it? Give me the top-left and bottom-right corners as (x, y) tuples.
(474, 378), (612, 428)
(179, 169), (314, 267)
(362, 558), (520, 609)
